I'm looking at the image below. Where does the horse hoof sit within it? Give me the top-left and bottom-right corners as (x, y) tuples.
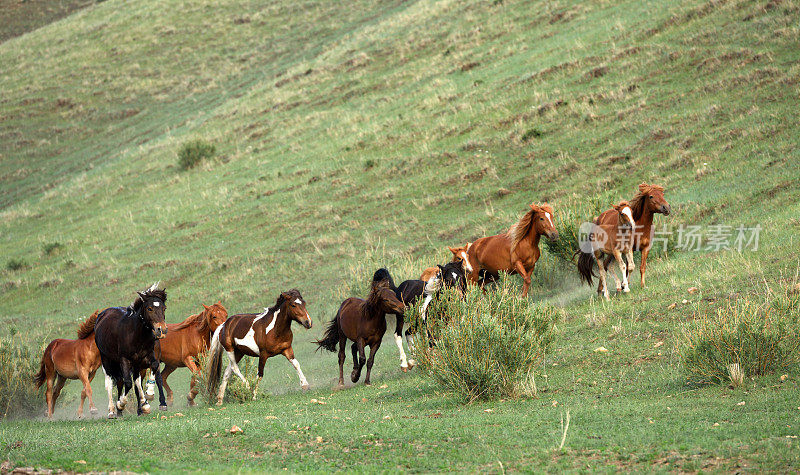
(159, 405), (168, 411)
(335, 383), (345, 391)
(107, 412), (117, 419)
(364, 382), (371, 386)
(77, 412), (84, 419)
(141, 404), (151, 414)
(301, 384), (310, 391)
(408, 360), (417, 368)
(187, 399), (197, 407)
(216, 399), (224, 406)
(351, 372), (360, 383)
(623, 287), (630, 293)
(401, 366), (408, 373)
(90, 407), (98, 415)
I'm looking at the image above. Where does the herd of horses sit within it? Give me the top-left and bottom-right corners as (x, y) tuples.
(33, 183), (670, 419)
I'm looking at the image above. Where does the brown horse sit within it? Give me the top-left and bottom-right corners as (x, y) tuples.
(205, 290), (312, 405)
(34, 311), (102, 419)
(465, 203), (558, 297)
(601, 183), (672, 287)
(420, 243), (474, 282)
(576, 201), (637, 300)
(316, 278), (405, 388)
(157, 301), (228, 406)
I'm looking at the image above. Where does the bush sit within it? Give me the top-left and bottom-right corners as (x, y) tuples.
(680, 288), (800, 385)
(412, 276), (559, 401)
(42, 242), (64, 256)
(194, 350), (261, 405)
(0, 338), (43, 418)
(542, 197), (603, 264)
(178, 138), (216, 170)
(6, 258), (27, 271)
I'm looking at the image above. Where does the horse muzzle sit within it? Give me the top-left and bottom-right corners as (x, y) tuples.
(547, 231), (559, 241)
(302, 320), (313, 330)
(154, 326), (167, 339)
(661, 205), (671, 216)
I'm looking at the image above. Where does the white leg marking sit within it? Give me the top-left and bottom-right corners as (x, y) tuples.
(226, 351), (249, 387)
(406, 333), (417, 367)
(289, 358), (309, 388)
(218, 365), (233, 402)
(103, 367), (115, 416)
(134, 375), (151, 412)
(394, 333), (408, 368)
(420, 294), (434, 322)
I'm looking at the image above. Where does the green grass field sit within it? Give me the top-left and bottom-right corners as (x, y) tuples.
(2, 0), (800, 471)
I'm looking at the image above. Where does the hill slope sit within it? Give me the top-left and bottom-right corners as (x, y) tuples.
(1, 0), (799, 471)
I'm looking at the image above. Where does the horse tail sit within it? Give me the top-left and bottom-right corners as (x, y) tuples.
(34, 341), (56, 388)
(315, 313), (341, 353)
(575, 248), (595, 286)
(76, 310), (100, 339)
(204, 323), (225, 398)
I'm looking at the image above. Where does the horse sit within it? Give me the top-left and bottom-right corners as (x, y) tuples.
(94, 283), (169, 418)
(34, 311), (102, 419)
(601, 183), (672, 287)
(419, 261), (467, 324)
(576, 201), (637, 300)
(419, 243), (474, 281)
(157, 301), (228, 406)
(316, 278), (405, 388)
(465, 203), (558, 297)
(370, 268), (424, 371)
(205, 290), (312, 405)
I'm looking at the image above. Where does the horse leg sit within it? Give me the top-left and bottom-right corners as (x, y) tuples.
(86, 369), (98, 415)
(183, 358), (200, 406)
(48, 374), (66, 419)
(44, 372), (55, 419)
(364, 341), (381, 386)
(640, 245), (651, 288)
(283, 348), (310, 390)
(252, 355), (266, 400)
(225, 351), (249, 388)
(160, 365), (175, 406)
(336, 336), (347, 389)
(612, 248), (630, 293)
(405, 329), (417, 368)
(514, 261), (532, 297)
(351, 339), (366, 383)
(393, 313), (410, 371)
(133, 373), (151, 414)
(102, 367), (116, 419)
(595, 251), (611, 301)
(149, 361), (168, 411)
(216, 364), (233, 405)
(603, 254), (623, 292)
(116, 359), (133, 414)
(77, 369), (94, 418)
(626, 248), (636, 278)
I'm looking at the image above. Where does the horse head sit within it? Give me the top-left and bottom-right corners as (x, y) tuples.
(280, 290), (312, 329)
(372, 280), (405, 315)
(202, 301), (228, 332)
(639, 183), (671, 216)
(438, 262), (466, 295)
(448, 243), (474, 273)
(613, 201), (636, 229)
(531, 203), (559, 241)
(135, 284), (168, 339)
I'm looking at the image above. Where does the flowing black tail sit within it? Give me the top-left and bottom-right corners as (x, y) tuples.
(315, 314), (341, 352)
(575, 248), (596, 285)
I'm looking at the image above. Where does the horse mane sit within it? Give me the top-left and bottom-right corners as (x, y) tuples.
(506, 203), (553, 250)
(367, 279), (390, 308)
(628, 183), (664, 220)
(372, 268), (396, 290)
(257, 289), (302, 319)
(76, 310), (100, 339)
(131, 286), (167, 313)
(170, 309), (207, 332)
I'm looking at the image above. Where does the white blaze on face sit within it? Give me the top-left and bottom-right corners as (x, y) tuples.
(460, 251), (473, 272)
(545, 212), (554, 229)
(152, 301), (160, 307)
(621, 206), (635, 227)
(294, 298), (302, 305)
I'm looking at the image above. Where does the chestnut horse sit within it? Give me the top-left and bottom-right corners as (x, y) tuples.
(205, 290), (312, 405)
(576, 201), (637, 300)
(316, 278), (405, 388)
(466, 203), (558, 297)
(420, 243), (474, 281)
(601, 183), (672, 287)
(157, 301), (228, 406)
(34, 311), (102, 419)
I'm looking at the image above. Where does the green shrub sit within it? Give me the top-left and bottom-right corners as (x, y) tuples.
(542, 197), (602, 264)
(6, 258), (27, 271)
(412, 276), (559, 401)
(680, 288), (800, 385)
(0, 338), (43, 418)
(178, 138), (216, 170)
(194, 350), (261, 405)
(42, 242), (64, 256)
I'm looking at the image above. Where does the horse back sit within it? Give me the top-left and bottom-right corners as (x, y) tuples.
(397, 280), (425, 306)
(470, 234), (513, 272)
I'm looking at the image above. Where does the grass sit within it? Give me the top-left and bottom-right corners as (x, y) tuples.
(1, 0), (800, 471)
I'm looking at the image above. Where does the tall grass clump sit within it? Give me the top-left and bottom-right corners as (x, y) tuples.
(0, 338), (43, 418)
(177, 138), (216, 170)
(194, 350), (261, 405)
(680, 285), (800, 385)
(412, 276), (559, 402)
(543, 197), (603, 263)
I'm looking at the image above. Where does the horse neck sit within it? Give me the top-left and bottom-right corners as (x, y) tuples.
(522, 227), (542, 250)
(636, 206), (656, 233)
(270, 304), (292, 334)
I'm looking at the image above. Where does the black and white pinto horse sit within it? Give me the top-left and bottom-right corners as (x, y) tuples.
(374, 263), (467, 367)
(94, 283), (169, 418)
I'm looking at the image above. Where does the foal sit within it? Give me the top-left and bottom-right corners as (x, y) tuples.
(419, 243), (474, 281)
(316, 279), (405, 388)
(206, 290), (312, 405)
(34, 311), (102, 419)
(158, 301), (228, 406)
(576, 201), (637, 300)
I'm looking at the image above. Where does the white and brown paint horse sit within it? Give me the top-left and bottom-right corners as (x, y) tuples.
(205, 290), (312, 405)
(576, 201), (637, 300)
(419, 244), (474, 282)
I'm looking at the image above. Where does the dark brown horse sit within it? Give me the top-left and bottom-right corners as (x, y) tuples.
(94, 283), (169, 418)
(316, 278), (405, 388)
(576, 201), (637, 300)
(157, 301), (228, 406)
(34, 311), (102, 419)
(601, 183), (671, 287)
(205, 290), (312, 405)
(465, 203), (558, 297)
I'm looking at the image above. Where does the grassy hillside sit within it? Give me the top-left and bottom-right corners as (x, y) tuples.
(1, 0), (799, 471)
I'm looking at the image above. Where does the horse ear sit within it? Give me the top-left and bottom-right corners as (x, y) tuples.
(448, 246), (458, 254)
(639, 183), (649, 192)
(202, 304), (210, 310)
(137, 291), (146, 299)
(280, 291), (293, 301)
(438, 264), (445, 272)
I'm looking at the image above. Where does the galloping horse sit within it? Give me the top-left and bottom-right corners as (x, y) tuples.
(372, 268), (424, 372)
(466, 203), (558, 297)
(316, 278), (405, 388)
(419, 261), (467, 324)
(420, 244), (474, 282)
(205, 290), (312, 405)
(576, 201), (637, 300)
(601, 183), (672, 287)
(34, 310), (102, 419)
(157, 301), (228, 406)
(94, 283), (169, 418)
